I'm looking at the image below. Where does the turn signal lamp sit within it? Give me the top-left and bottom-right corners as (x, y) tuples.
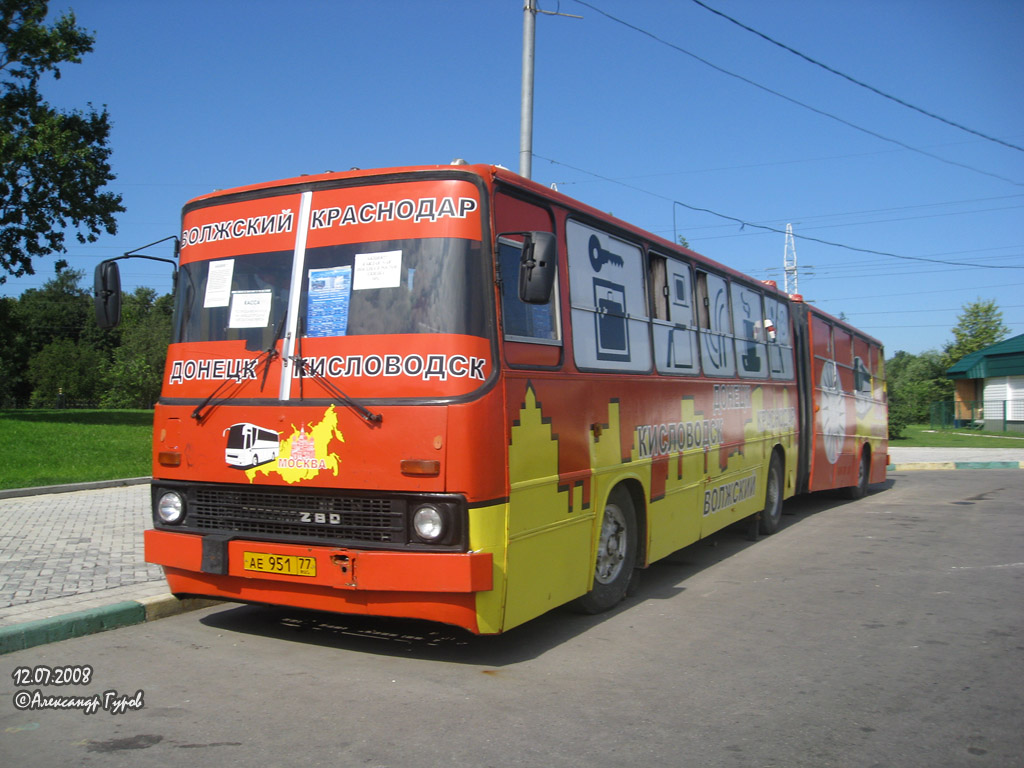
(158, 451), (182, 467)
(400, 459), (440, 476)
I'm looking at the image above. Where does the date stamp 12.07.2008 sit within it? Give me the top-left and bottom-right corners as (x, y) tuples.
(11, 665), (144, 716)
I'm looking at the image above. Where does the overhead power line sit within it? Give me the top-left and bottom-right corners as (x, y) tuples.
(846, 305), (1024, 317)
(641, 196), (1024, 240)
(856, 321), (1023, 330)
(690, 203), (1024, 242)
(534, 153), (1024, 270)
(820, 281), (1024, 302)
(687, 0), (1024, 154)
(568, 0), (1023, 187)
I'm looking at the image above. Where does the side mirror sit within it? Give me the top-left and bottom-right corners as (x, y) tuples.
(518, 231), (556, 304)
(94, 260), (122, 329)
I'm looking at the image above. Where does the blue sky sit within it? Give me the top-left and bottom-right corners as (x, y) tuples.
(5, 0), (1022, 356)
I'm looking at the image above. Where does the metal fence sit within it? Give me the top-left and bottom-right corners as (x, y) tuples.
(931, 399), (1024, 433)
(0, 398), (103, 410)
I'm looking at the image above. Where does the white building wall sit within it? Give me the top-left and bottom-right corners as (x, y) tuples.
(983, 376), (1024, 422)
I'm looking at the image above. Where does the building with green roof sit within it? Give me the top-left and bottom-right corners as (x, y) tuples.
(945, 333), (1024, 432)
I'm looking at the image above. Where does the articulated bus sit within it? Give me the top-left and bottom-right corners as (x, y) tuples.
(99, 163), (887, 634)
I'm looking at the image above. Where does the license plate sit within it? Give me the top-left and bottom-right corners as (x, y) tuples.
(243, 551), (317, 577)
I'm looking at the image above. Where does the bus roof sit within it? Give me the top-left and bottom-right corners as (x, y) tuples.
(182, 161), (811, 306)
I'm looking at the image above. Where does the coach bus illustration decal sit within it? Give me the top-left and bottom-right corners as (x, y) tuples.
(225, 423), (280, 468)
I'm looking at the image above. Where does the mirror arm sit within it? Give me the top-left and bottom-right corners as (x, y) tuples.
(94, 236), (181, 330)
(109, 235), (180, 283)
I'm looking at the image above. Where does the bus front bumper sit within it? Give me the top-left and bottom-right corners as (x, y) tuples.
(144, 529), (496, 633)
(145, 529), (493, 593)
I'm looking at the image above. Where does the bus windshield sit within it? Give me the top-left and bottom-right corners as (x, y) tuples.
(172, 237), (491, 349)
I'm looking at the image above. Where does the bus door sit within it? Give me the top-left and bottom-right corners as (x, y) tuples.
(494, 191), (593, 628)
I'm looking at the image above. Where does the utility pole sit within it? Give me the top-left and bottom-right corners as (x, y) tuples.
(519, 2), (580, 179)
(519, 0), (537, 179)
(783, 223), (798, 295)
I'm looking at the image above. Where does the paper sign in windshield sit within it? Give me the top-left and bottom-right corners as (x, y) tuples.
(353, 250), (402, 290)
(229, 289), (273, 328)
(204, 259), (235, 308)
(307, 265), (352, 338)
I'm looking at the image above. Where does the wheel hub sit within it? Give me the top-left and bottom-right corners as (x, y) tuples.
(595, 505), (627, 584)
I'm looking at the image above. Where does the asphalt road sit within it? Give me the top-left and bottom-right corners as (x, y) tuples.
(1, 470), (1022, 768)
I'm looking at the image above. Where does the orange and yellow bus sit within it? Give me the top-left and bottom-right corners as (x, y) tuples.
(98, 163), (886, 634)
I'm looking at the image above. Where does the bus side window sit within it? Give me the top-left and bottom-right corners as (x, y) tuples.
(852, 337), (871, 396)
(498, 237), (558, 341)
(695, 272), (710, 329)
(652, 254), (698, 375)
(696, 270), (735, 377)
(765, 296), (794, 380)
(649, 255), (670, 321)
(875, 349), (888, 402)
(565, 220), (650, 372)
(731, 283), (767, 379)
(833, 326), (853, 394)
(834, 326), (853, 367)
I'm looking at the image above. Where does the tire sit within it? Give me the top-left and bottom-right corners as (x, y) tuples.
(571, 486), (638, 614)
(759, 453), (784, 536)
(844, 449), (870, 500)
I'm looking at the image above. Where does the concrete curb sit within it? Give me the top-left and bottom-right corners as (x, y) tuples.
(0, 595), (220, 655)
(0, 477), (151, 500)
(888, 462), (1024, 471)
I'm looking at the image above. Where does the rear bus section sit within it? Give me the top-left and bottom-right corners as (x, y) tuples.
(790, 299), (888, 499)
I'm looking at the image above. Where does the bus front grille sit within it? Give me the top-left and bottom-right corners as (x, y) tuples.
(190, 488), (407, 545)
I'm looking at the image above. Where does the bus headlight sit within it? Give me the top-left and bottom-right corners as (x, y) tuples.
(412, 504), (445, 542)
(157, 491), (186, 524)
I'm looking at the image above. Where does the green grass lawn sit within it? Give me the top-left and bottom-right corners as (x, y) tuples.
(0, 410), (153, 490)
(891, 423), (1024, 448)
(1, 411), (1021, 491)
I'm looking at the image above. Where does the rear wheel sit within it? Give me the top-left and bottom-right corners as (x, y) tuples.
(759, 453), (784, 535)
(844, 449), (870, 500)
(571, 486), (638, 614)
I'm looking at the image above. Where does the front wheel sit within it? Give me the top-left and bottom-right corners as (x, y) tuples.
(571, 486), (638, 615)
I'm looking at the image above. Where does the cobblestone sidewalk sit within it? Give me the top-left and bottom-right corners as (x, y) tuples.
(0, 484), (166, 627)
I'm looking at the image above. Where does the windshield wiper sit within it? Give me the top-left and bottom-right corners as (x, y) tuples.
(289, 355), (383, 425)
(191, 322), (284, 423)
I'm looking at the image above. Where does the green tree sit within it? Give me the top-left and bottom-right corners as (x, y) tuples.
(14, 267), (96, 351)
(942, 298), (1009, 368)
(885, 349), (953, 435)
(26, 335), (104, 405)
(12, 267), (115, 404)
(1, 0), (124, 282)
(101, 288), (173, 407)
(0, 294), (22, 404)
